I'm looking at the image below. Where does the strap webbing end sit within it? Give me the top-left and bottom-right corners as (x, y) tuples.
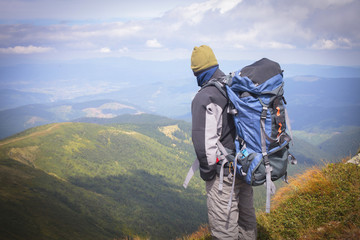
(183, 159), (200, 189)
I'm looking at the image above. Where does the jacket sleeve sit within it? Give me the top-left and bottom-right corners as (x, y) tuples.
(191, 90), (223, 181)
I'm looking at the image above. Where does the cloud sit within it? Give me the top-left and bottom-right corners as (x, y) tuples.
(0, 0), (194, 20)
(215, 0), (242, 14)
(118, 47), (129, 53)
(99, 47), (111, 53)
(151, 88), (162, 98)
(0, 45), (53, 54)
(263, 42), (296, 50)
(146, 39), (162, 48)
(164, 0), (242, 25)
(312, 38), (352, 50)
(0, 0), (359, 65)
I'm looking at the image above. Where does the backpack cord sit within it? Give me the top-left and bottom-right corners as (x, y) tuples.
(284, 108), (294, 145)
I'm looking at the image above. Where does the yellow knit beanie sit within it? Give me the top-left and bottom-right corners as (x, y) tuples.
(191, 45), (218, 75)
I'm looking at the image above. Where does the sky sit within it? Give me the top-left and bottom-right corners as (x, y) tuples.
(0, 0), (359, 66)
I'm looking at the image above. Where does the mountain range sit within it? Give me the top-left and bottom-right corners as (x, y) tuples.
(1, 113), (359, 239)
(1, 58), (359, 117)
(1, 75), (359, 139)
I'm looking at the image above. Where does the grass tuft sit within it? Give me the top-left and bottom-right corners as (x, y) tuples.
(177, 224), (211, 240)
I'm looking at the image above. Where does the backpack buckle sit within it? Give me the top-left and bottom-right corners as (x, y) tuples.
(261, 106), (268, 119)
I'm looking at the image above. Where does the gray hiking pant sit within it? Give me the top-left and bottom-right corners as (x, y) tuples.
(206, 175), (257, 240)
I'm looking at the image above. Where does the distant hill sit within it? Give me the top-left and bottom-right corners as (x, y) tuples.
(292, 126), (360, 162)
(74, 112), (180, 125)
(284, 77), (360, 130)
(288, 136), (329, 166)
(0, 99), (143, 140)
(318, 127), (360, 159)
(0, 89), (52, 111)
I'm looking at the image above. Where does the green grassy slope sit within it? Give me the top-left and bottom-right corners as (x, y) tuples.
(0, 158), (126, 240)
(0, 121), (206, 239)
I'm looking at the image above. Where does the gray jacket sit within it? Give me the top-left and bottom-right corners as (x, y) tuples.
(191, 69), (236, 181)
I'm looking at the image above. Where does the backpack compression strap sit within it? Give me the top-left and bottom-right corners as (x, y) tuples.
(260, 104), (277, 213)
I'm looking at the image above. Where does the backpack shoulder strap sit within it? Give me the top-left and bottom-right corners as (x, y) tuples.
(201, 74), (233, 98)
(201, 79), (227, 98)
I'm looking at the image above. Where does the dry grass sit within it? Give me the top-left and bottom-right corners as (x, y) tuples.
(177, 224), (211, 240)
(257, 160), (360, 240)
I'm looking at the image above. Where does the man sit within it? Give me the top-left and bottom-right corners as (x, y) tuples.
(190, 45), (257, 239)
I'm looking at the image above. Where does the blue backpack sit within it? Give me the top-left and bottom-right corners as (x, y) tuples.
(184, 58), (296, 213)
(224, 58), (296, 212)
